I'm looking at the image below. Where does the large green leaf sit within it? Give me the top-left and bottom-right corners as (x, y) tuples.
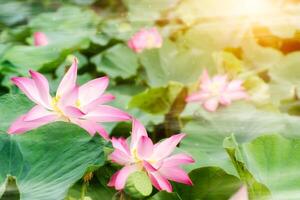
(237, 134), (300, 200)
(175, 167), (242, 200)
(91, 44), (139, 79)
(0, 6), (98, 75)
(268, 52), (300, 103)
(181, 102), (300, 174)
(123, 0), (177, 23)
(66, 181), (114, 200)
(0, 1), (42, 27)
(0, 94), (107, 200)
(2, 35), (90, 74)
(106, 85), (164, 134)
(241, 37), (283, 70)
(224, 136), (271, 200)
(148, 191), (182, 200)
(181, 120), (237, 175)
(29, 6), (99, 32)
(128, 82), (184, 115)
(140, 40), (208, 87)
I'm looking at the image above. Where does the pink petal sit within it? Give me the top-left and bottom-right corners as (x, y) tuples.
(8, 113), (57, 134)
(71, 119), (109, 140)
(228, 91), (248, 101)
(159, 167), (193, 186)
(162, 153), (195, 167)
(64, 106), (85, 118)
(143, 161), (158, 172)
(34, 32), (48, 46)
(81, 94), (115, 112)
(203, 98), (219, 112)
(94, 124), (110, 140)
(58, 86), (79, 108)
(200, 69), (211, 86)
(185, 92), (210, 103)
(84, 105), (131, 122)
(114, 165), (138, 190)
(152, 133), (186, 161)
(78, 76), (109, 107)
(56, 58), (78, 97)
(137, 136), (154, 159)
(29, 70), (52, 109)
(149, 172), (172, 192)
(130, 119), (148, 149)
(229, 185), (248, 200)
(11, 77), (44, 107)
(109, 149), (132, 165)
(150, 28), (163, 47)
(23, 105), (56, 121)
(72, 119), (97, 136)
(127, 38), (143, 53)
(108, 171), (119, 187)
(227, 80), (243, 91)
(127, 28), (162, 53)
(219, 95), (232, 106)
(212, 75), (227, 86)
(111, 137), (131, 155)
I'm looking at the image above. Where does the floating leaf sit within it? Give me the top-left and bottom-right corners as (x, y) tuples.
(175, 167), (242, 200)
(227, 134), (300, 200)
(0, 94), (107, 200)
(148, 191), (182, 200)
(129, 82), (184, 115)
(140, 40), (208, 87)
(92, 44), (139, 79)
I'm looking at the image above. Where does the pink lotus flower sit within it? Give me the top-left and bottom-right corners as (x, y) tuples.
(229, 185), (248, 200)
(34, 32), (48, 46)
(108, 119), (194, 192)
(127, 28), (163, 53)
(186, 70), (248, 112)
(8, 58), (131, 140)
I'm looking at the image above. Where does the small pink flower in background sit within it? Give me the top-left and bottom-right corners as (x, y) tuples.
(34, 32), (48, 46)
(108, 119), (194, 192)
(186, 70), (248, 112)
(8, 58), (131, 140)
(127, 28), (163, 53)
(229, 185), (248, 200)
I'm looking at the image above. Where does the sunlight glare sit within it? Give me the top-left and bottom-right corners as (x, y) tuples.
(233, 0), (275, 16)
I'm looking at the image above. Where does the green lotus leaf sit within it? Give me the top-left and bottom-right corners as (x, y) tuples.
(175, 167), (242, 200)
(0, 94), (107, 200)
(129, 82), (184, 115)
(148, 191), (182, 200)
(91, 44), (139, 79)
(226, 134), (300, 200)
(181, 102), (300, 175)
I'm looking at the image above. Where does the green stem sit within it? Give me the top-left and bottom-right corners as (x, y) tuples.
(164, 87), (188, 138)
(81, 182), (87, 200)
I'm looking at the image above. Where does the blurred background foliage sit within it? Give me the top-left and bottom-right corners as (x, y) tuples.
(1, 0), (300, 199)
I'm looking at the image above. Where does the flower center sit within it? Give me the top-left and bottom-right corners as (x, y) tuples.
(146, 35), (156, 48)
(76, 100), (81, 108)
(209, 82), (222, 96)
(51, 96), (70, 122)
(131, 148), (156, 168)
(132, 148), (140, 163)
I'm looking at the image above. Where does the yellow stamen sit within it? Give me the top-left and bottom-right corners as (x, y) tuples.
(146, 36), (155, 47)
(76, 100), (81, 108)
(131, 148), (156, 169)
(51, 96), (69, 121)
(83, 172), (93, 183)
(132, 148), (140, 163)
